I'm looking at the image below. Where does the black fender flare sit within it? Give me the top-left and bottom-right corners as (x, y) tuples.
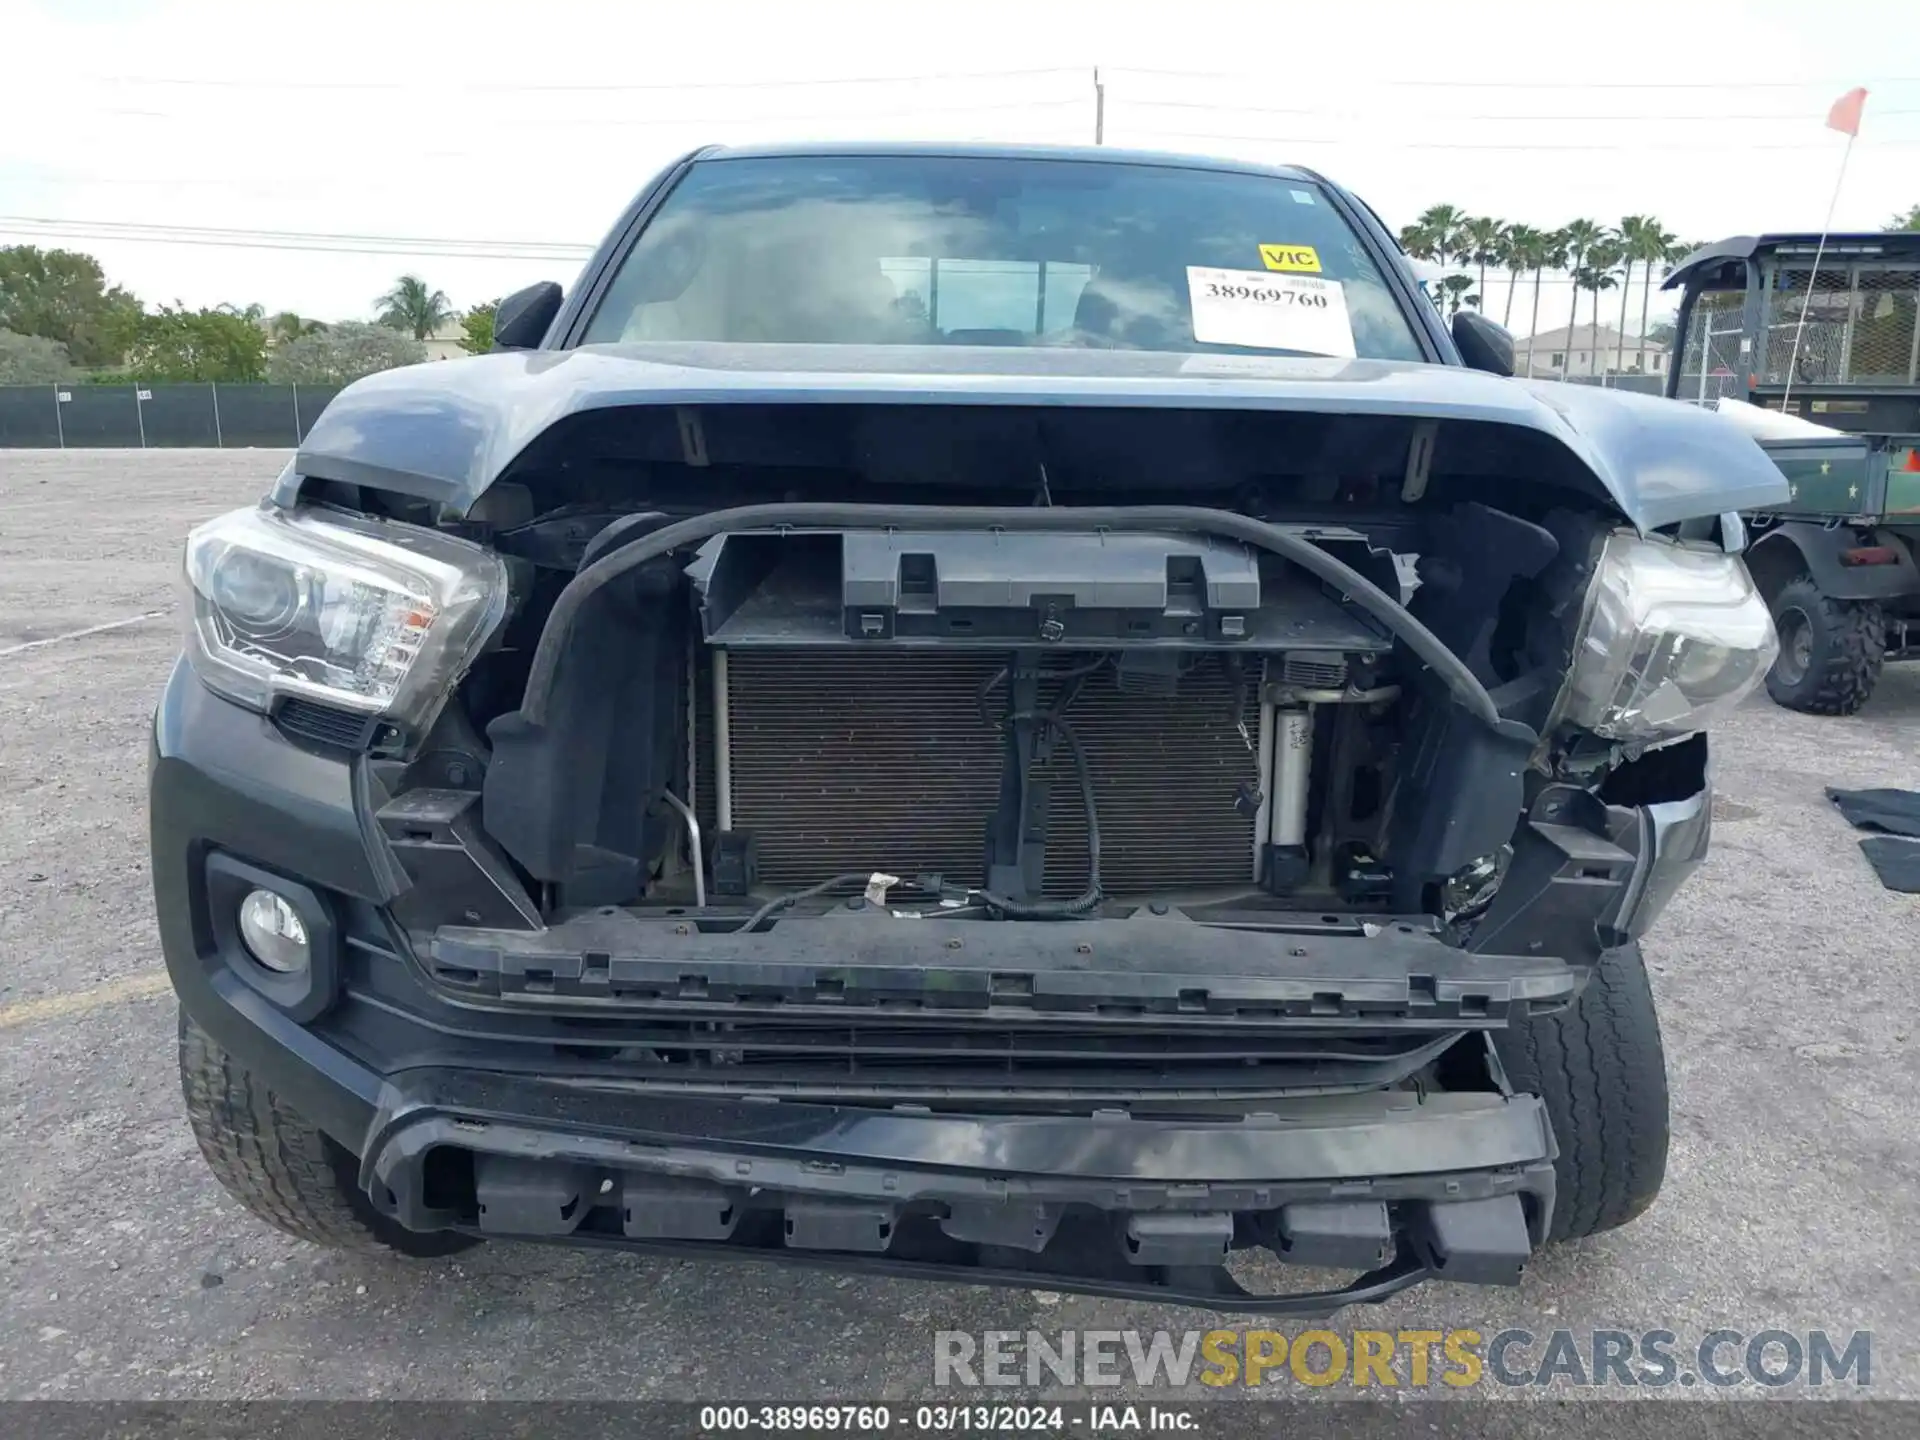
(1744, 522), (1919, 603)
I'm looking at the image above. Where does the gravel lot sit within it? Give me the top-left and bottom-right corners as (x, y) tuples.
(3, 448), (1918, 1409)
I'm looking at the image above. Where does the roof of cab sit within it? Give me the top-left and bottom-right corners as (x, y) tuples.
(1664, 230), (1920, 290)
(698, 139), (1320, 184)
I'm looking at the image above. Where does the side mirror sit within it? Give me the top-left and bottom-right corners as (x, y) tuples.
(493, 282), (564, 351)
(1452, 310), (1515, 377)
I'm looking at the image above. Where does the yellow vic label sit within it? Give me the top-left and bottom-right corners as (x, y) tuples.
(1259, 244), (1322, 273)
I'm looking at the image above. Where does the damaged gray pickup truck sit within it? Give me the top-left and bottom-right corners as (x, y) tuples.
(151, 143), (1787, 1313)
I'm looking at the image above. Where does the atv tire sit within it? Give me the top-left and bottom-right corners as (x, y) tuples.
(1493, 943), (1669, 1244)
(179, 1009), (474, 1257)
(1764, 574), (1884, 716)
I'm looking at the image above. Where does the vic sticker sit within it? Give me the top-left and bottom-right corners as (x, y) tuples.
(1259, 244), (1321, 273)
(1187, 267), (1355, 357)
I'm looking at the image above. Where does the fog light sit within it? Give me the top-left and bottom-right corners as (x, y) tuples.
(1442, 846), (1511, 922)
(238, 889), (310, 973)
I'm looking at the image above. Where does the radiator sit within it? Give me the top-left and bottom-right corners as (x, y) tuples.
(707, 650), (1261, 898)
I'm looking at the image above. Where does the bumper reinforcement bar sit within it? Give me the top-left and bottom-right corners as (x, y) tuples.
(358, 1069), (1555, 1314)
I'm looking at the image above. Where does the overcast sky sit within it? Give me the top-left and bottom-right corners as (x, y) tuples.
(3, 0), (1917, 337)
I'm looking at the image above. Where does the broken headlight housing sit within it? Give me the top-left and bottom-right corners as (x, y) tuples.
(183, 505), (507, 738)
(1557, 532), (1777, 742)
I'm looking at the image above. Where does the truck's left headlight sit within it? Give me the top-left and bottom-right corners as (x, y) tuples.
(1558, 531), (1777, 742)
(183, 505), (508, 737)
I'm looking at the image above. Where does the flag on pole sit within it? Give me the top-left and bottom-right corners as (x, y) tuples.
(1826, 86), (1868, 136)
(1782, 86), (1868, 406)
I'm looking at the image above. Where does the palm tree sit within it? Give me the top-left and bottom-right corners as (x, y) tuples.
(1614, 217), (1652, 374)
(1399, 204), (1469, 311)
(1501, 224), (1541, 328)
(1459, 217), (1509, 325)
(1414, 204), (1468, 268)
(1436, 274), (1477, 316)
(1624, 221), (1679, 373)
(1558, 220), (1608, 351)
(268, 311), (326, 346)
(1579, 237), (1625, 378)
(375, 275), (454, 341)
(1516, 229), (1567, 377)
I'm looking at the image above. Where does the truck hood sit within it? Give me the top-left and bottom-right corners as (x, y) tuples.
(288, 342), (1789, 531)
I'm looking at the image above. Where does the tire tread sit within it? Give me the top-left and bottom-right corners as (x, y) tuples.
(1766, 576), (1884, 716)
(1493, 944), (1669, 1243)
(178, 1010), (469, 1256)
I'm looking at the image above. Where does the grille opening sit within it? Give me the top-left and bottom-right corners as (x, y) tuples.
(714, 650), (1262, 900)
(420, 1146), (477, 1220)
(514, 1016), (1457, 1098)
(899, 553), (938, 610)
(274, 698), (377, 751)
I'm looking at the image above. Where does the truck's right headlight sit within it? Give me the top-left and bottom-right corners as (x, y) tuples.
(1557, 532), (1777, 742)
(183, 505), (507, 739)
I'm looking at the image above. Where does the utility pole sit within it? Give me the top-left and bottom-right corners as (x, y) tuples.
(1093, 67), (1105, 145)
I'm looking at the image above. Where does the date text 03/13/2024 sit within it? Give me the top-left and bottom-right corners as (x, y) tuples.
(696, 1404), (1198, 1433)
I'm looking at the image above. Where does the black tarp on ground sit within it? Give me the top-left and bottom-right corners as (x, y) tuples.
(1827, 786), (1920, 893)
(1859, 835), (1920, 893)
(1826, 787), (1920, 838)
(0, 386), (62, 447)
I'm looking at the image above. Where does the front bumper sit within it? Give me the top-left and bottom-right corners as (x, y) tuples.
(151, 659), (1703, 1312)
(361, 1066), (1554, 1312)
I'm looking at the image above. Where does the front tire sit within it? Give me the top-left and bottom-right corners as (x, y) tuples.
(179, 1009), (474, 1257)
(1492, 943), (1669, 1244)
(1764, 574), (1884, 715)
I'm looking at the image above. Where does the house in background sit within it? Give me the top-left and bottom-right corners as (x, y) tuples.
(1512, 324), (1669, 380)
(422, 319), (468, 361)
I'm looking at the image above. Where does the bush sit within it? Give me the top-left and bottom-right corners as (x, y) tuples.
(459, 300), (498, 355)
(126, 305), (267, 382)
(0, 330), (77, 383)
(266, 322), (426, 385)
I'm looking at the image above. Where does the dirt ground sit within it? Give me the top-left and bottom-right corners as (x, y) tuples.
(3, 448), (1917, 1410)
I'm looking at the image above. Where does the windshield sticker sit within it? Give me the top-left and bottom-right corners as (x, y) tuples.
(1259, 243), (1321, 273)
(1187, 267), (1355, 357)
(1290, 189), (1317, 205)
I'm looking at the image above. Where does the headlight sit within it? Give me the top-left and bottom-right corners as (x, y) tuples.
(183, 505), (508, 740)
(1557, 532), (1777, 742)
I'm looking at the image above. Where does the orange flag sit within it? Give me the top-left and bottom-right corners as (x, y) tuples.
(1826, 87), (1868, 137)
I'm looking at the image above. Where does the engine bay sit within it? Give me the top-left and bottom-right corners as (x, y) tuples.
(684, 525), (1397, 913)
(449, 503), (1572, 940)
(248, 397), (1748, 970)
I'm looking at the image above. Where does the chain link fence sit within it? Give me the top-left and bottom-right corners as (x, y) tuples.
(0, 383), (342, 449)
(1674, 289), (1746, 405)
(1760, 260), (1920, 388)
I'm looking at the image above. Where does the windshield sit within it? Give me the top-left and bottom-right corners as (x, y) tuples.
(582, 154), (1425, 362)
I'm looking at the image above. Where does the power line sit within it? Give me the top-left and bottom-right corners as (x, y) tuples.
(1121, 96), (1920, 122)
(78, 96), (1087, 132)
(1109, 65), (1920, 90)
(0, 216), (592, 261)
(1112, 125), (1920, 152)
(79, 66), (1082, 94)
